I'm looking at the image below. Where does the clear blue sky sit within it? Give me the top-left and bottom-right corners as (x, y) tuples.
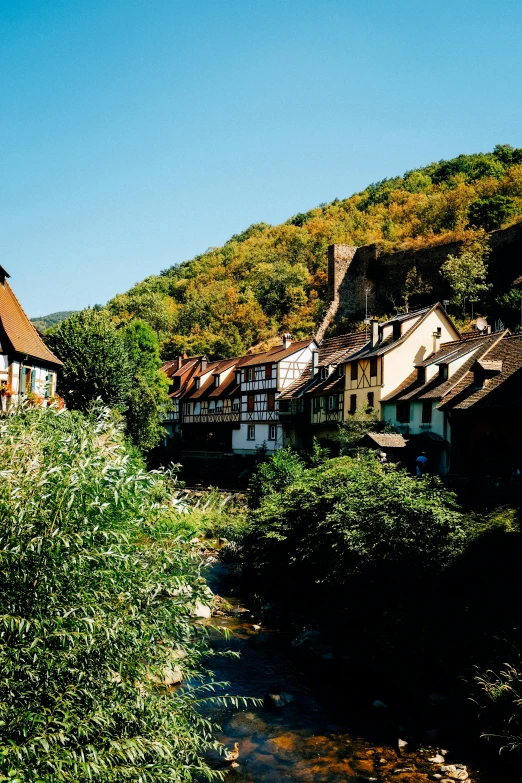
(1, 0), (521, 317)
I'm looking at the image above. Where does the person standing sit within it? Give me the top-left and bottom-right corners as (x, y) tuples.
(416, 452), (428, 477)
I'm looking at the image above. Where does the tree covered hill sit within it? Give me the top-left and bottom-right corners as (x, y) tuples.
(106, 144), (522, 359)
(31, 311), (77, 332)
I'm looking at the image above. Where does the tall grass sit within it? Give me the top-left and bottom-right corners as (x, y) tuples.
(0, 403), (229, 781)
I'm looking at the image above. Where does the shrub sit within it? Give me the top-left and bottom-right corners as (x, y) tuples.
(247, 454), (468, 594)
(0, 404), (226, 782)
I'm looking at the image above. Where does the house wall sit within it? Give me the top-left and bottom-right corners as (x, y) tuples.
(232, 422), (281, 454)
(342, 310), (459, 419)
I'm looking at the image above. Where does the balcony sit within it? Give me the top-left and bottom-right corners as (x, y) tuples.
(183, 411), (240, 425)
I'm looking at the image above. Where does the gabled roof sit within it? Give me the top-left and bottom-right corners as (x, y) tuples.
(279, 332), (367, 400)
(438, 333), (522, 411)
(381, 332), (504, 404)
(239, 339), (314, 368)
(349, 303), (459, 360)
(0, 276), (62, 366)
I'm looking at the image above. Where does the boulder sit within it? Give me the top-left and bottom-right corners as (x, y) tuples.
(194, 600), (212, 619)
(264, 691), (295, 710)
(398, 738), (408, 753)
(428, 754), (446, 764)
(440, 764), (468, 781)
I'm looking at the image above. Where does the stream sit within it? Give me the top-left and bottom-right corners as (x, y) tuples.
(196, 550), (513, 783)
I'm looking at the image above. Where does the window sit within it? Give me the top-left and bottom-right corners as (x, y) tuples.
(216, 399), (223, 411)
(265, 364), (272, 380)
(313, 397), (320, 413)
(232, 398), (240, 412)
(327, 395), (337, 411)
(351, 362), (358, 381)
(45, 373), (52, 398)
(320, 366), (329, 380)
(320, 396), (325, 409)
(278, 400), (290, 413)
(417, 367), (426, 384)
(337, 363), (345, 377)
(213, 374), (220, 388)
(396, 401), (410, 423)
(267, 392), (275, 411)
(193, 402), (201, 415)
(247, 424), (255, 440)
(370, 357), (378, 378)
(194, 377), (200, 390)
(349, 394), (357, 414)
(422, 400), (432, 424)
(184, 403), (191, 415)
(236, 371), (242, 384)
(268, 424), (277, 440)
(247, 394), (255, 412)
(246, 367), (254, 382)
(208, 400), (215, 412)
(439, 365), (448, 381)
(367, 392), (374, 409)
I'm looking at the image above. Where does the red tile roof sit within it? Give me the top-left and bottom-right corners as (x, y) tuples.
(0, 275), (62, 366)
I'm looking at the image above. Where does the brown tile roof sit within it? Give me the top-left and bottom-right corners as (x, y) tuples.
(0, 275), (62, 365)
(352, 303), (460, 359)
(381, 332), (504, 404)
(239, 339), (314, 367)
(279, 332), (367, 400)
(361, 432), (408, 448)
(439, 333), (522, 411)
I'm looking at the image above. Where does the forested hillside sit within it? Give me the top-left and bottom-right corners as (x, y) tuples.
(31, 311), (77, 332)
(106, 144), (522, 359)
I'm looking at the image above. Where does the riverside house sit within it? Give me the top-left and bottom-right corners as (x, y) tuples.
(0, 266), (62, 408)
(280, 304), (460, 447)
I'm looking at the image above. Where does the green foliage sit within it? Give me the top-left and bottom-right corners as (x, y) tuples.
(468, 195), (516, 231)
(31, 311), (77, 333)
(334, 404), (394, 454)
(123, 320), (172, 451)
(45, 311), (170, 451)
(440, 233), (492, 315)
(104, 146), (522, 358)
(248, 447), (306, 508)
(45, 309), (133, 413)
(247, 454), (468, 591)
(0, 404), (228, 781)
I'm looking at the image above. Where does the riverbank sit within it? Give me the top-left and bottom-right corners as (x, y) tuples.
(195, 540), (518, 783)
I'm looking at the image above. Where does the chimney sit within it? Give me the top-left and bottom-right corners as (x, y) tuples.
(200, 355), (207, 372)
(176, 355), (183, 370)
(370, 319), (379, 349)
(432, 327), (442, 354)
(311, 350), (319, 376)
(282, 333), (292, 350)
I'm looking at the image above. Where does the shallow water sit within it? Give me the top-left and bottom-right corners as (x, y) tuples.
(198, 556), (512, 782)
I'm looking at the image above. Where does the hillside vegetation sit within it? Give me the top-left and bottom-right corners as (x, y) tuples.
(106, 144), (522, 359)
(31, 310), (77, 332)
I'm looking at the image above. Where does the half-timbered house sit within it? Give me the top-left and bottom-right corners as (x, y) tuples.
(279, 331), (367, 448)
(160, 355), (203, 444)
(233, 334), (317, 454)
(0, 266), (62, 408)
(342, 304), (460, 418)
(179, 356), (247, 454)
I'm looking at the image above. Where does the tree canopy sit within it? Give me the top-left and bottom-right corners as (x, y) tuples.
(104, 145), (522, 357)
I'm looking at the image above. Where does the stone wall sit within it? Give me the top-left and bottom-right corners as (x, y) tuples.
(322, 222), (522, 328)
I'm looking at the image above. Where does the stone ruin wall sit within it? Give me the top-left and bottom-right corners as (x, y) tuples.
(322, 222), (522, 330)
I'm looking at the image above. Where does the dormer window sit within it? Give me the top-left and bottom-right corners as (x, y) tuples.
(439, 365), (448, 382)
(236, 370), (241, 384)
(213, 374), (220, 388)
(417, 367), (426, 384)
(320, 366), (329, 380)
(194, 378), (200, 390)
(393, 321), (401, 340)
(337, 364), (345, 377)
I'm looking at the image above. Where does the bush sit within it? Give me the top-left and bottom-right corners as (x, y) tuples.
(247, 454), (468, 595)
(0, 404), (226, 781)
